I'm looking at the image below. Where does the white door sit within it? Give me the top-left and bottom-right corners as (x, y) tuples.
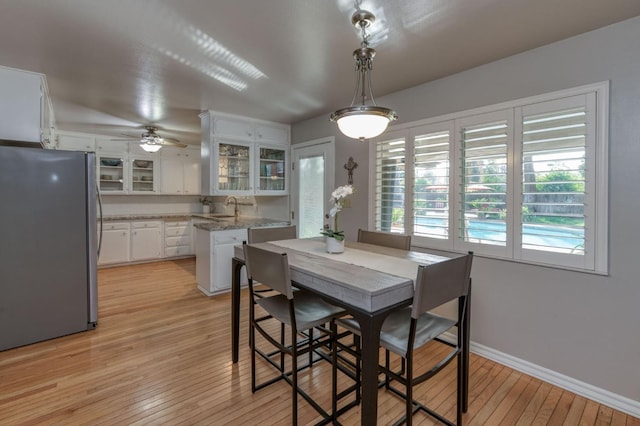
(291, 138), (335, 238)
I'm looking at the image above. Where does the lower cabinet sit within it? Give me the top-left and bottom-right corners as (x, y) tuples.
(164, 220), (193, 257)
(99, 222), (130, 265)
(131, 221), (163, 261)
(99, 218), (194, 267)
(196, 228), (248, 296)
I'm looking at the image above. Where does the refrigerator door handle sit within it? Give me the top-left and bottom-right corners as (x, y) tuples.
(86, 152), (99, 327)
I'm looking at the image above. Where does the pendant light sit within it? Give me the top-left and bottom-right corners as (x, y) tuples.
(330, 9), (397, 141)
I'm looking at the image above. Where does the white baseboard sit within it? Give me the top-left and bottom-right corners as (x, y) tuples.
(441, 332), (640, 418)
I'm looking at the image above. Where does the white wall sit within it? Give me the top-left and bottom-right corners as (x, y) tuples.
(292, 16), (640, 407)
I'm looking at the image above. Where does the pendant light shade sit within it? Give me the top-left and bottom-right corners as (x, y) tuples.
(332, 106), (396, 140)
(330, 9), (397, 141)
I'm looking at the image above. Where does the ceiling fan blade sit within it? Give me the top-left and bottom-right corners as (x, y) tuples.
(109, 138), (138, 141)
(160, 140), (188, 148)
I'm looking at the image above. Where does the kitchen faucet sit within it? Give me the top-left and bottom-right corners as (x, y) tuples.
(225, 196), (239, 218)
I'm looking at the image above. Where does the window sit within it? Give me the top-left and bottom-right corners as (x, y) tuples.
(370, 83), (608, 273)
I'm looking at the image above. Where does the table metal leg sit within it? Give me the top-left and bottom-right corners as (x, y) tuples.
(231, 257), (243, 363)
(351, 311), (388, 425)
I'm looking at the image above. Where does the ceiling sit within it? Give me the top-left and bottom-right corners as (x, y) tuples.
(1, 0), (640, 146)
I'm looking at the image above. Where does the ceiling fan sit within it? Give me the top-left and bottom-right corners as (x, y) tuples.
(112, 126), (187, 152)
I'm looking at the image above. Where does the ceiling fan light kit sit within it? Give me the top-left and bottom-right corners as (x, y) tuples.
(330, 9), (397, 142)
(109, 125), (187, 152)
(140, 142), (163, 153)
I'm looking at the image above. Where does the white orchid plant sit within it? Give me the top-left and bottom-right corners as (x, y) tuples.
(320, 184), (354, 241)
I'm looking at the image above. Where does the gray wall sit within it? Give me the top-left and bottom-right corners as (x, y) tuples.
(292, 16), (640, 403)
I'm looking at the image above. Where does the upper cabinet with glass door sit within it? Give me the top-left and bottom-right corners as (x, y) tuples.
(98, 155), (126, 193)
(200, 110), (290, 195)
(129, 157), (158, 193)
(215, 141), (253, 195)
(255, 145), (288, 195)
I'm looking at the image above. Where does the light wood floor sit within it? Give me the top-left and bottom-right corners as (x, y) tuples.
(0, 259), (637, 425)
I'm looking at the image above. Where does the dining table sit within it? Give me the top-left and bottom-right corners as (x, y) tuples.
(231, 238), (470, 425)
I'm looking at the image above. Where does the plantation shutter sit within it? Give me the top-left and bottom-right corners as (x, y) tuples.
(459, 116), (509, 248)
(413, 129), (450, 240)
(374, 136), (406, 233)
(516, 92), (599, 270)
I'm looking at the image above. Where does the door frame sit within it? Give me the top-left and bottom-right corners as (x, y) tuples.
(291, 137), (335, 233)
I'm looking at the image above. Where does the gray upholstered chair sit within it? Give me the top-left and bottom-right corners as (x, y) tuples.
(357, 228), (412, 250)
(337, 252), (473, 426)
(243, 242), (346, 425)
(247, 225), (297, 244)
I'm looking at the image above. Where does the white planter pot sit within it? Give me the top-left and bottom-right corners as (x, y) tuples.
(326, 237), (345, 254)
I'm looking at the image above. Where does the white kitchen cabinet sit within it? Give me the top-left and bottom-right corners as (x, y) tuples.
(97, 154), (126, 193)
(255, 144), (288, 195)
(0, 66), (53, 146)
(164, 220), (193, 258)
(57, 133), (96, 151)
(131, 221), (162, 261)
(200, 110), (289, 196)
(196, 228), (248, 296)
(255, 123), (289, 144)
(96, 138), (129, 154)
(213, 140), (253, 195)
(159, 147), (200, 195)
(213, 116), (255, 141)
(99, 222), (130, 265)
(129, 157), (158, 194)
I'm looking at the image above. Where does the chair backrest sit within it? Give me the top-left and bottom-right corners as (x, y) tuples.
(247, 225), (297, 244)
(357, 228), (412, 250)
(243, 243), (293, 299)
(411, 252), (473, 318)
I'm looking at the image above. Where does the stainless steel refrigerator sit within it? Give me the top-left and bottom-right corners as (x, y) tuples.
(0, 145), (98, 351)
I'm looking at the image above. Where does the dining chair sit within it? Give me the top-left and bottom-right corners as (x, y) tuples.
(337, 252), (474, 426)
(243, 242), (347, 425)
(246, 225), (297, 298)
(247, 224), (297, 244)
(357, 228), (412, 250)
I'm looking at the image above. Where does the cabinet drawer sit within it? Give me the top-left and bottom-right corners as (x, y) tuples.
(165, 220), (190, 228)
(165, 226), (189, 237)
(102, 222), (129, 231)
(165, 246), (191, 257)
(132, 221), (161, 229)
(213, 229), (247, 244)
(165, 236), (191, 247)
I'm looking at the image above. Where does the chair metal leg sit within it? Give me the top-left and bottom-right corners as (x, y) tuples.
(331, 321), (338, 420)
(250, 321), (257, 393)
(291, 326), (298, 426)
(457, 351), (463, 425)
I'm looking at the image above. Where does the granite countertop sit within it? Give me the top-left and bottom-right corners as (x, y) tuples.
(101, 212), (288, 231)
(101, 213), (194, 221)
(193, 217), (289, 231)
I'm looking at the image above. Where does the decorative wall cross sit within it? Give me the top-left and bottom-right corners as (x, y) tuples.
(344, 156), (358, 185)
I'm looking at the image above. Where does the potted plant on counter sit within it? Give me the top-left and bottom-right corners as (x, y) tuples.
(320, 184), (354, 253)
